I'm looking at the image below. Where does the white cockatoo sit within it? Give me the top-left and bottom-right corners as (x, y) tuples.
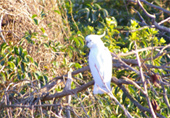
(85, 33), (112, 94)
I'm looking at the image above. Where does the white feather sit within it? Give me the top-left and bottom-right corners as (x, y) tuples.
(85, 34), (112, 94)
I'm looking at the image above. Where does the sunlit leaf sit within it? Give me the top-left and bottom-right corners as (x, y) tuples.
(160, 37), (166, 44)
(32, 14), (37, 18)
(54, 10), (61, 14)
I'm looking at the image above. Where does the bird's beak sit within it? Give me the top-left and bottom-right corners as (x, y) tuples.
(85, 41), (88, 46)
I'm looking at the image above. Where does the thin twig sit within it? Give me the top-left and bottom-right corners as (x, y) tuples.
(64, 71), (72, 118)
(74, 94), (90, 118)
(117, 46), (164, 57)
(0, 15), (6, 43)
(161, 83), (170, 109)
(158, 17), (170, 25)
(132, 8), (148, 26)
(137, 0), (155, 19)
(2, 104), (60, 108)
(113, 52), (139, 74)
(121, 76), (145, 94)
(140, 0), (170, 14)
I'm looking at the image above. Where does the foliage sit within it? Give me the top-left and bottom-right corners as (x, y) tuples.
(0, 0), (170, 117)
(0, 41), (49, 87)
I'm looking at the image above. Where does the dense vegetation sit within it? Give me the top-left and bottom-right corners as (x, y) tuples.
(0, 0), (170, 117)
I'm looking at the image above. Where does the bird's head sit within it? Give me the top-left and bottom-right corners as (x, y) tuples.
(85, 33), (105, 49)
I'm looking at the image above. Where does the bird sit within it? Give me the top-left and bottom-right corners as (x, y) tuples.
(85, 33), (112, 94)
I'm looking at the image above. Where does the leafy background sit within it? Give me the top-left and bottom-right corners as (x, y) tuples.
(0, 0), (170, 117)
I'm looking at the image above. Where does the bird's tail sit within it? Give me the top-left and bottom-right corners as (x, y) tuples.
(93, 83), (111, 94)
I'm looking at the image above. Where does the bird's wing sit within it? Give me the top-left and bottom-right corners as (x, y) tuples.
(89, 48), (112, 94)
(89, 48), (104, 83)
(101, 47), (112, 83)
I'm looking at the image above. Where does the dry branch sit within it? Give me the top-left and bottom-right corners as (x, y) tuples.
(0, 15), (6, 43)
(140, 0), (170, 14)
(136, 0), (170, 33)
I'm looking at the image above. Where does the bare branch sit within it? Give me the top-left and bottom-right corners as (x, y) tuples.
(161, 83), (170, 109)
(2, 104), (60, 108)
(154, 21), (170, 33)
(117, 46), (164, 57)
(0, 15), (6, 43)
(121, 76), (145, 94)
(140, 0), (170, 15)
(64, 71), (73, 118)
(136, 0), (170, 33)
(137, 0), (155, 19)
(42, 81), (94, 101)
(40, 66), (89, 94)
(158, 17), (170, 25)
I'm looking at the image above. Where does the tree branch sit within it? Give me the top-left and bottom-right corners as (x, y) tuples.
(140, 0), (170, 15)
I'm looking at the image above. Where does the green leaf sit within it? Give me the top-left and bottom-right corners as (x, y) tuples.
(40, 28), (45, 33)
(78, 8), (90, 19)
(7, 61), (15, 69)
(15, 57), (20, 66)
(32, 14), (37, 18)
(0, 43), (9, 53)
(54, 10), (61, 14)
(87, 26), (94, 32)
(17, 73), (21, 80)
(74, 63), (82, 69)
(0, 72), (6, 82)
(8, 55), (15, 61)
(43, 75), (48, 83)
(33, 19), (38, 25)
(14, 46), (19, 55)
(73, 37), (80, 47)
(26, 36), (35, 44)
(1, 60), (5, 66)
(21, 62), (25, 73)
(52, 47), (57, 52)
(94, 3), (101, 9)
(160, 37), (166, 43)
(102, 9), (108, 17)
(22, 51), (28, 58)
(114, 87), (120, 95)
(122, 93), (126, 103)
(19, 47), (23, 56)
(40, 10), (46, 18)
(9, 73), (15, 80)
(78, 37), (84, 47)
(26, 55), (34, 63)
(122, 48), (128, 53)
(91, 12), (97, 22)
(130, 20), (138, 28)
(77, 31), (81, 34)
(34, 62), (38, 67)
(28, 72), (32, 80)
